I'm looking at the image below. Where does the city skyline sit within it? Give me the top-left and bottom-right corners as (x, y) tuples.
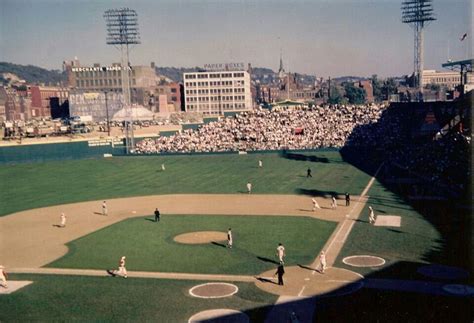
(0, 0), (472, 78)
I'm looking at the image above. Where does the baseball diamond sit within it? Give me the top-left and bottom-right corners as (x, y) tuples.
(0, 149), (471, 321)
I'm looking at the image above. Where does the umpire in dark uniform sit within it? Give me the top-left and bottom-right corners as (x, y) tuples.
(154, 208), (160, 222)
(275, 264), (285, 286)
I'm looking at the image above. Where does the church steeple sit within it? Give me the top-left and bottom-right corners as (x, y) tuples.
(278, 50), (285, 78)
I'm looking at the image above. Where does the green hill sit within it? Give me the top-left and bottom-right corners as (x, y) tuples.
(0, 62), (66, 85)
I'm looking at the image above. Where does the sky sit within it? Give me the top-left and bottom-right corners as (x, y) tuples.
(0, 0), (472, 77)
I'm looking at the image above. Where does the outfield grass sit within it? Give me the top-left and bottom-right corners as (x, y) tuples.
(1, 274), (277, 322)
(0, 151), (371, 216)
(48, 214), (337, 275)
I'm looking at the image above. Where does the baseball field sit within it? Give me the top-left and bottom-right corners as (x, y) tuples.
(0, 151), (471, 322)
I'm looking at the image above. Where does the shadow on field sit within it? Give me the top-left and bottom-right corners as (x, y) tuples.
(280, 151), (330, 163)
(297, 208), (313, 212)
(387, 229), (403, 234)
(297, 264), (317, 272)
(296, 188), (342, 198)
(211, 241), (227, 248)
(204, 100), (472, 323)
(206, 260), (472, 323)
(257, 256), (280, 265)
(255, 276), (277, 285)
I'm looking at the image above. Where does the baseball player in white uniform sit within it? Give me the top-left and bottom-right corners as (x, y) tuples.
(113, 256), (128, 278)
(59, 212), (66, 228)
(0, 265), (8, 288)
(258, 160), (263, 168)
(102, 201), (108, 216)
(161, 163), (165, 171)
(312, 198), (321, 211)
(247, 182), (252, 194)
(368, 206), (376, 224)
(276, 243), (286, 264)
(227, 228), (233, 248)
(331, 196), (337, 209)
(319, 251), (327, 273)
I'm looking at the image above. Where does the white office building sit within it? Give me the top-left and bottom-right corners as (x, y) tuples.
(183, 71), (252, 115)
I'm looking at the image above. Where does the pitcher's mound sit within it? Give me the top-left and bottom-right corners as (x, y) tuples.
(0, 281), (33, 294)
(189, 282), (238, 298)
(188, 309), (249, 323)
(343, 255), (386, 267)
(174, 231), (227, 244)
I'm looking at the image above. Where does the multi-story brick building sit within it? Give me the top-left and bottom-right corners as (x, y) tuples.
(422, 70), (474, 90)
(63, 59), (158, 105)
(0, 87), (32, 121)
(153, 82), (183, 113)
(29, 86), (68, 118)
(183, 70), (252, 115)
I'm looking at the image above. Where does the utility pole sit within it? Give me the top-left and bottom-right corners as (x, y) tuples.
(104, 91), (110, 137)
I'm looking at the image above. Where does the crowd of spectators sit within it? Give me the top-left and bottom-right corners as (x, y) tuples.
(135, 100), (470, 195)
(135, 104), (386, 153)
(346, 101), (470, 195)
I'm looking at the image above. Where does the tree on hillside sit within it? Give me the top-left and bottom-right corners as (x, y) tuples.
(343, 82), (366, 104)
(0, 62), (65, 85)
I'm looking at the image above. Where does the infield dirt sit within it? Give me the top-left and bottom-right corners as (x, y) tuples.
(1, 194), (352, 268)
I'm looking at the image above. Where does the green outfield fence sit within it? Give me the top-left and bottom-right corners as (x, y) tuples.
(203, 117), (219, 124)
(0, 139), (127, 164)
(158, 130), (179, 137)
(131, 147), (339, 157)
(223, 111), (240, 117)
(0, 138), (339, 164)
(182, 123), (202, 131)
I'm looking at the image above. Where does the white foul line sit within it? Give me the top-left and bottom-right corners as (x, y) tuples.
(324, 163), (384, 259)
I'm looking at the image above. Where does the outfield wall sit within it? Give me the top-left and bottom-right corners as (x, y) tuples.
(0, 139), (127, 164)
(132, 147), (339, 157)
(0, 137), (339, 164)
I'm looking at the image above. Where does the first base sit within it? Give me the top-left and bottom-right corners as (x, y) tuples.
(374, 215), (401, 227)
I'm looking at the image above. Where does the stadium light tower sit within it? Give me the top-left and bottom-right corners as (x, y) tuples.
(104, 8), (141, 153)
(401, 0), (436, 100)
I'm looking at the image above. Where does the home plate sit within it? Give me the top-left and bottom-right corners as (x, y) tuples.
(0, 281), (33, 294)
(374, 216), (401, 227)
